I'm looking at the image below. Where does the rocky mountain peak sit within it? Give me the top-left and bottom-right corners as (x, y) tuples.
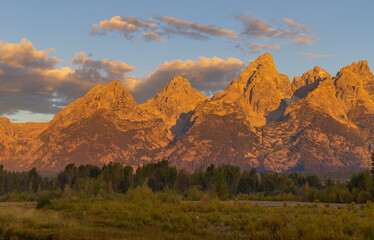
(210, 53), (292, 126)
(313, 65), (322, 71)
(240, 53), (291, 124)
(157, 76), (195, 98)
(292, 66), (331, 97)
(140, 76), (208, 127)
(238, 53), (277, 86)
(50, 80), (139, 127)
(339, 60), (373, 77)
(164, 76), (191, 89)
(84, 80), (137, 109)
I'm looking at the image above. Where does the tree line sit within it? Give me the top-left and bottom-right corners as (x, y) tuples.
(1, 157), (374, 203)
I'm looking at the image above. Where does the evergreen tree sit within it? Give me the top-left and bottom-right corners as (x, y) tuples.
(214, 168), (227, 199)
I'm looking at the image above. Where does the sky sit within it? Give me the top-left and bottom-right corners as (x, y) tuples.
(0, 0), (373, 122)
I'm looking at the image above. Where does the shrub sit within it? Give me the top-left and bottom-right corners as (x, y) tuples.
(36, 196), (51, 209)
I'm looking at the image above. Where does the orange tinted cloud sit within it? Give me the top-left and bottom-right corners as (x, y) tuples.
(291, 36), (320, 45)
(0, 39), (136, 114)
(90, 16), (157, 41)
(249, 43), (280, 53)
(142, 31), (164, 42)
(72, 52), (135, 77)
(159, 16), (239, 40)
(0, 38), (59, 69)
(236, 16), (298, 39)
(283, 18), (309, 32)
(91, 15), (239, 41)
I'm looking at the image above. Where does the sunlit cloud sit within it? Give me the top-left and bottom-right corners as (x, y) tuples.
(291, 36), (320, 45)
(249, 43), (280, 54)
(72, 52), (135, 77)
(122, 56), (245, 103)
(90, 16), (157, 40)
(236, 15), (298, 39)
(0, 38), (59, 69)
(235, 42), (280, 54)
(0, 39), (136, 115)
(142, 31), (164, 42)
(234, 15), (319, 54)
(296, 51), (329, 59)
(158, 16), (239, 40)
(90, 15), (239, 42)
(283, 18), (309, 32)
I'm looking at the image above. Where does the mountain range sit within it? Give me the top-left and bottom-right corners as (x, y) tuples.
(1, 53), (373, 174)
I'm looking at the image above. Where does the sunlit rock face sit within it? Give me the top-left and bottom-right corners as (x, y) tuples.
(1, 53), (374, 173)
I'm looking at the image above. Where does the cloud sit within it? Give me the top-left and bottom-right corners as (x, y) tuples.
(249, 43), (280, 54)
(283, 18), (309, 32)
(90, 16), (157, 40)
(296, 51), (329, 59)
(236, 16), (298, 39)
(72, 52), (135, 78)
(291, 36), (320, 45)
(159, 16), (239, 40)
(235, 15), (319, 53)
(142, 31), (164, 42)
(0, 38), (59, 69)
(90, 15), (239, 42)
(235, 43), (280, 54)
(0, 39), (136, 115)
(122, 56), (245, 103)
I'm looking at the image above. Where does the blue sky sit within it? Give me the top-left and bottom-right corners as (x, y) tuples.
(0, 0), (373, 122)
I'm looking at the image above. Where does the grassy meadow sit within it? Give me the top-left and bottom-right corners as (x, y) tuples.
(1, 185), (374, 240)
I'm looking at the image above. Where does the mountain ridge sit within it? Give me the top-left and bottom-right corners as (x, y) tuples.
(1, 53), (373, 174)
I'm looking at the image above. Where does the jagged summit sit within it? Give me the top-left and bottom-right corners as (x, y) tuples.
(140, 76), (208, 127)
(165, 76), (191, 88)
(292, 65), (331, 98)
(83, 80), (137, 109)
(50, 80), (141, 128)
(208, 53), (292, 126)
(339, 60), (372, 76)
(242, 53), (291, 124)
(237, 52), (278, 87)
(156, 76), (199, 99)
